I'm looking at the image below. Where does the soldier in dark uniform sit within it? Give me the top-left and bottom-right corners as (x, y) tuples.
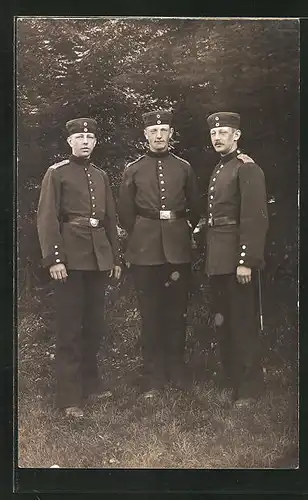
(37, 117), (121, 418)
(118, 110), (201, 396)
(205, 111), (269, 407)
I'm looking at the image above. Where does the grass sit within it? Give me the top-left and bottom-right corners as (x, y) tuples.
(17, 275), (298, 469)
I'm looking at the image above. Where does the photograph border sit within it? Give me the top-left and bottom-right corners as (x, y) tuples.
(2, 6), (307, 497)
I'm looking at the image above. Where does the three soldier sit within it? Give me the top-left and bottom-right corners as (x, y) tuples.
(37, 110), (268, 414)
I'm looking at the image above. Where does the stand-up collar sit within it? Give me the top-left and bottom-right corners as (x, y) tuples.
(146, 149), (170, 159)
(219, 148), (241, 164)
(69, 154), (91, 165)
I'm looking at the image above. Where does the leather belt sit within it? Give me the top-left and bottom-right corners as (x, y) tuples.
(208, 216), (238, 228)
(62, 215), (105, 228)
(136, 207), (187, 220)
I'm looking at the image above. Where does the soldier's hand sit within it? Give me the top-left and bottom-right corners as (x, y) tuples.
(236, 265), (252, 284)
(237, 153), (255, 164)
(109, 265), (122, 280)
(49, 263), (68, 283)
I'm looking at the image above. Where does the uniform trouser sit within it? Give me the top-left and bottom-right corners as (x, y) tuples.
(54, 270), (108, 408)
(209, 272), (264, 399)
(131, 263), (191, 388)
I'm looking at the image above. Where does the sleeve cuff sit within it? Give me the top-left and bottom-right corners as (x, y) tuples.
(41, 246), (66, 268)
(237, 245), (263, 269)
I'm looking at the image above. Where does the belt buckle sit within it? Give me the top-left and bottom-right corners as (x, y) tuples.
(89, 217), (99, 227)
(160, 210), (171, 220)
(208, 216), (214, 227)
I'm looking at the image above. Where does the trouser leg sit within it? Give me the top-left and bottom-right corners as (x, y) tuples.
(228, 273), (263, 399)
(131, 264), (166, 389)
(54, 271), (84, 409)
(209, 275), (233, 387)
(82, 271), (108, 397)
(161, 263), (191, 383)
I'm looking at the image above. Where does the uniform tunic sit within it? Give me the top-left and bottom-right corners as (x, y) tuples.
(118, 149), (201, 389)
(37, 154), (119, 270)
(205, 148), (269, 399)
(205, 149), (268, 276)
(37, 154), (119, 408)
(118, 150), (201, 265)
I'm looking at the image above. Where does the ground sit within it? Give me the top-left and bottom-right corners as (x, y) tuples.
(17, 270), (298, 469)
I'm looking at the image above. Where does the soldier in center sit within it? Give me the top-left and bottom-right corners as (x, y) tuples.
(118, 110), (201, 395)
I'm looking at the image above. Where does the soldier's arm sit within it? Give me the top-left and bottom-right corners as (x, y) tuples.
(118, 165), (137, 234)
(185, 166), (202, 231)
(238, 162), (269, 269)
(37, 167), (66, 268)
(102, 171), (121, 266)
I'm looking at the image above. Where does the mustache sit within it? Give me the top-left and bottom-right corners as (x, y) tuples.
(214, 142), (224, 146)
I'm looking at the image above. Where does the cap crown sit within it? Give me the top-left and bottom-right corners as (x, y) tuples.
(142, 110), (172, 127)
(207, 112), (240, 129)
(66, 118), (97, 135)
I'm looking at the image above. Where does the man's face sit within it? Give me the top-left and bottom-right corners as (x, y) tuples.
(144, 124), (173, 153)
(210, 126), (241, 155)
(67, 132), (97, 158)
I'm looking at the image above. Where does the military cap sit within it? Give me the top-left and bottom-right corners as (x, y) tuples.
(66, 117), (97, 136)
(207, 112), (240, 130)
(142, 110), (172, 127)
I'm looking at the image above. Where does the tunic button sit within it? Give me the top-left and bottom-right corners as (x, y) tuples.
(210, 186), (214, 191)
(55, 251), (59, 255)
(160, 180), (165, 184)
(241, 252), (246, 257)
(55, 259), (61, 263)
(87, 173), (91, 177)
(92, 212), (96, 216)
(242, 245), (247, 249)
(158, 160), (162, 164)
(162, 196), (166, 200)
(209, 204), (213, 208)
(93, 204), (96, 208)
(92, 196), (95, 199)
(54, 245), (58, 248)
(89, 180), (93, 184)
(213, 177), (216, 181)
(210, 195), (214, 199)
(239, 259), (244, 264)
(209, 213), (213, 217)
(162, 205), (166, 209)
(159, 166), (163, 170)
(161, 188), (165, 192)
(90, 188), (94, 192)
(159, 173), (163, 177)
